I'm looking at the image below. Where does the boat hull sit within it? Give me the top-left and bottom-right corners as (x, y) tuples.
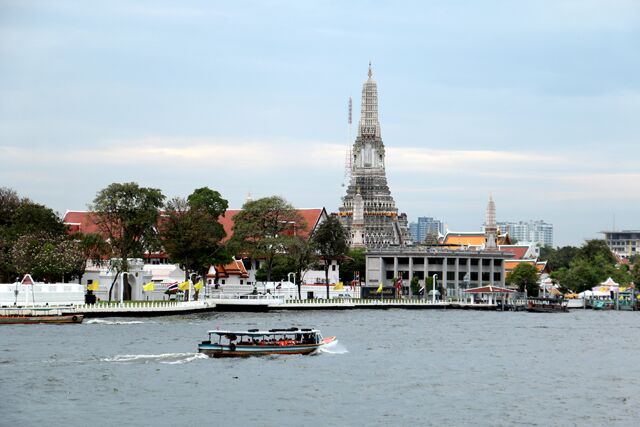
(526, 307), (568, 313)
(565, 299), (585, 309)
(198, 336), (337, 358)
(0, 314), (84, 324)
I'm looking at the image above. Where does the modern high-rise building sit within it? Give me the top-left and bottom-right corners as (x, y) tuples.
(409, 217), (443, 243)
(338, 63), (410, 248)
(496, 220), (554, 247)
(602, 230), (640, 259)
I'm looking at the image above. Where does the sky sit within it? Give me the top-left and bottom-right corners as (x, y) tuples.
(1, 0), (639, 246)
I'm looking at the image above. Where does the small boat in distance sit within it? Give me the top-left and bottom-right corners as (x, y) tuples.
(198, 327), (336, 358)
(526, 298), (569, 313)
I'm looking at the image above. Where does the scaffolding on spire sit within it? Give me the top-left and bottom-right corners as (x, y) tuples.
(343, 96), (353, 187)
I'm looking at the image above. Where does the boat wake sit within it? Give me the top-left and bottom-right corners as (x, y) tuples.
(319, 340), (348, 355)
(86, 319), (147, 325)
(101, 353), (208, 364)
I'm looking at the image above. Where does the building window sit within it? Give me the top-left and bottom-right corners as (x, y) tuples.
(459, 258), (468, 265)
(240, 280), (243, 285)
(332, 264), (336, 271)
(447, 271), (455, 280)
(493, 272), (501, 281)
(447, 258), (456, 265)
(221, 280), (226, 285)
(482, 259), (491, 266)
(471, 259), (479, 266)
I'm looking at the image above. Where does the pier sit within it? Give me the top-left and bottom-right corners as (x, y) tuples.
(65, 296), (524, 317)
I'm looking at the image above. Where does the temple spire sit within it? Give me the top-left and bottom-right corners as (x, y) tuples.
(485, 193), (497, 249)
(358, 63), (380, 138)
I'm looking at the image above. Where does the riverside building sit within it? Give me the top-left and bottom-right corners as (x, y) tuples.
(602, 230), (640, 260)
(338, 63), (411, 248)
(365, 195), (512, 297)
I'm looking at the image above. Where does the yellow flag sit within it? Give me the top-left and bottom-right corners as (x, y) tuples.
(87, 281), (99, 291)
(376, 282), (383, 293)
(194, 280), (204, 290)
(179, 281), (190, 291)
(333, 282), (344, 291)
(143, 281), (155, 292)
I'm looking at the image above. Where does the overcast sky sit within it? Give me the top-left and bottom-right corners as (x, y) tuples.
(1, 0), (639, 246)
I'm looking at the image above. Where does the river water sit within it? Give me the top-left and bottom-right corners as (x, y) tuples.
(1, 309), (639, 426)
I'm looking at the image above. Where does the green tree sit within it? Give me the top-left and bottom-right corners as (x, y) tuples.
(551, 239), (629, 293)
(255, 256), (295, 282)
(310, 215), (348, 299)
(11, 233), (84, 282)
(0, 188), (66, 282)
(90, 182), (165, 301)
(540, 245), (579, 271)
(285, 236), (315, 299)
(630, 259), (640, 286)
(187, 187), (228, 217)
(506, 263), (539, 296)
(339, 247), (365, 285)
(410, 276), (420, 295)
(0, 187), (24, 227)
(161, 192), (230, 298)
(74, 232), (112, 278)
(229, 196), (305, 285)
(10, 202), (66, 238)
(577, 239), (617, 265)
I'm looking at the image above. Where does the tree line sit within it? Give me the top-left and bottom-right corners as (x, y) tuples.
(0, 183), (363, 300)
(506, 239), (640, 295)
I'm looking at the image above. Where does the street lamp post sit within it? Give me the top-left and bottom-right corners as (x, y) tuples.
(288, 272), (298, 300)
(432, 274), (438, 304)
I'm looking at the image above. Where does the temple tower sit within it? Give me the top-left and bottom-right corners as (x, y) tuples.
(485, 194), (497, 249)
(338, 63), (410, 247)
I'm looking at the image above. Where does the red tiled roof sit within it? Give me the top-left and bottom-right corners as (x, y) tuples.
(498, 245), (529, 260)
(218, 208), (325, 242)
(441, 232), (512, 247)
(63, 211), (101, 235)
(64, 208), (326, 242)
(208, 258), (249, 278)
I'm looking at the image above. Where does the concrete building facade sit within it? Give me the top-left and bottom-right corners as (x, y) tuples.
(602, 230), (640, 259)
(365, 247), (511, 298)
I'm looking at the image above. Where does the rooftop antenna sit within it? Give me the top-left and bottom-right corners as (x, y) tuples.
(342, 96), (353, 187)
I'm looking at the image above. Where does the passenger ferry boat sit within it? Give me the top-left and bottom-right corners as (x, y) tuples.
(0, 307), (84, 324)
(526, 298), (569, 313)
(198, 327), (336, 357)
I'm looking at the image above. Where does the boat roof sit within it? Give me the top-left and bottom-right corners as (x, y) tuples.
(207, 328), (319, 335)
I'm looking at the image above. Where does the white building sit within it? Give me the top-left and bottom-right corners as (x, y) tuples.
(602, 230), (640, 259)
(496, 220), (553, 247)
(82, 259), (157, 301)
(0, 274), (85, 307)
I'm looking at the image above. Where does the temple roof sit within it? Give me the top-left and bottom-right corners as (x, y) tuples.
(63, 208), (327, 243)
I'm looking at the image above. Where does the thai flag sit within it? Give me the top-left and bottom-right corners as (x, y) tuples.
(166, 282), (178, 291)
